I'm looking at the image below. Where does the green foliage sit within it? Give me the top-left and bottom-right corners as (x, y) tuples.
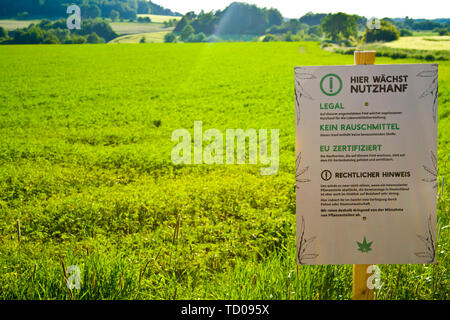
(0, 0), (180, 20)
(191, 11), (218, 35)
(173, 16), (191, 33)
(174, 2), (284, 36)
(139, 0), (182, 17)
(16, 12), (29, 20)
(283, 31), (294, 42)
(400, 29), (413, 37)
(299, 13), (327, 26)
(0, 0), (145, 20)
(1, 19), (117, 45)
(81, 4), (101, 19)
(164, 32), (177, 43)
(412, 20), (445, 31)
(339, 36), (358, 47)
(0, 42), (448, 300)
(394, 17), (449, 31)
(286, 30), (324, 42)
(163, 19), (178, 28)
(363, 19), (400, 43)
(86, 32), (104, 44)
(262, 34), (278, 42)
(0, 26), (7, 38)
(266, 19), (309, 35)
(43, 32), (60, 44)
(333, 43), (450, 61)
(65, 34), (87, 44)
(11, 25), (46, 44)
(437, 28), (449, 36)
(215, 3), (282, 35)
(207, 35), (221, 42)
(267, 8), (283, 27)
(185, 32), (207, 43)
(308, 25), (322, 37)
(321, 12), (358, 42)
(180, 24), (194, 41)
(110, 10), (120, 22)
(78, 19), (117, 42)
(137, 16), (151, 23)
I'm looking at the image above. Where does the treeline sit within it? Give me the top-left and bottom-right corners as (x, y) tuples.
(0, 19), (117, 44)
(142, 1), (181, 16)
(165, 4), (373, 43)
(165, 5), (371, 43)
(0, 0), (181, 20)
(173, 2), (283, 36)
(165, 4), (328, 43)
(392, 17), (450, 32)
(168, 2), (450, 44)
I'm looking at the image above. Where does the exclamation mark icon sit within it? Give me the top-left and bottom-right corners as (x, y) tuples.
(329, 76), (333, 93)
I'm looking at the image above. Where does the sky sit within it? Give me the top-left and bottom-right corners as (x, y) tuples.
(154, 0), (448, 19)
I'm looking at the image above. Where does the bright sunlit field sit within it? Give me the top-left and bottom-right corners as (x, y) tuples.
(137, 14), (181, 23)
(384, 36), (450, 51)
(0, 42), (448, 299)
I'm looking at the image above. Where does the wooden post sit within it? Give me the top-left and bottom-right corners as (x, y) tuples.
(354, 51), (376, 65)
(352, 51), (376, 300)
(353, 264), (374, 300)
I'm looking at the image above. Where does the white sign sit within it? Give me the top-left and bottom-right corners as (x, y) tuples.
(295, 64), (438, 265)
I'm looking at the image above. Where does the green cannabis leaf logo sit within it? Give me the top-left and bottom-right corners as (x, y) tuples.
(357, 236), (373, 253)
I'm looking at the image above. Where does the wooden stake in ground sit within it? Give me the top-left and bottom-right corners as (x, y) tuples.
(352, 51), (376, 300)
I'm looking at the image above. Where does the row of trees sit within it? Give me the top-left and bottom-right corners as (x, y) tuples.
(173, 3), (283, 36)
(138, 0), (181, 16)
(170, 5), (403, 44)
(168, 7), (402, 44)
(320, 14), (448, 43)
(0, 0), (181, 20)
(393, 17), (449, 31)
(295, 13), (449, 34)
(318, 13), (401, 43)
(0, 18), (118, 44)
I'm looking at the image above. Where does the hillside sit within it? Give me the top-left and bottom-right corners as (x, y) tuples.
(0, 0), (181, 19)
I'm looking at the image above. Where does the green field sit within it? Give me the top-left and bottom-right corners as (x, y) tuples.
(0, 18), (173, 39)
(385, 36), (450, 51)
(0, 42), (448, 300)
(109, 22), (170, 35)
(411, 31), (444, 37)
(0, 19), (47, 30)
(109, 31), (172, 43)
(137, 14), (182, 23)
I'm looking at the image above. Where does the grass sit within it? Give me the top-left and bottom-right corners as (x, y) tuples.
(0, 42), (448, 300)
(0, 19), (46, 30)
(0, 18), (173, 42)
(331, 42), (450, 61)
(110, 22), (170, 35)
(411, 31), (443, 37)
(109, 31), (172, 43)
(385, 36), (450, 51)
(137, 14), (182, 24)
